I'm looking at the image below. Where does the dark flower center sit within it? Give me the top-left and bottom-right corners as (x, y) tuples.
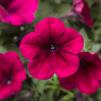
(0, 69), (13, 85)
(4, 74), (12, 85)
(0, 0), (13, 10)
(50, 44), (56, 52)
(41, 41), (58, 53)
(5, 79), (12, 85)
(40, 35), (61, 53)
(80, 59), (93, 68)
(0, 76), (12, 86)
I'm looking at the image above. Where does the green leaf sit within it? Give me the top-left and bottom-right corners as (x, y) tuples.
(84, 26), (95, 41)
(0, 46), (7, 52)
(65, 0), (72, 4)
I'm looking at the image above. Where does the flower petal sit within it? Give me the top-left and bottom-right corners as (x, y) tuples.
(55, 52), (79, 77)
(20, 32), (43, 59)
(0, 82), (22, 100)
(4, 0), (39, 25)
(0, 51), (25, 100)
(59, 52), (101, 94)
(35, 17), (65, 41)
(72, 0), (93, 27)
(59, 75), (75, 90)
(28, 53), (55, 80)
(76, 69), (100, 94)
(0, 54), (10, 82)
(59, 28), (84, 54)
(0, 5), (8, 22)
(5, 51), (26, 82)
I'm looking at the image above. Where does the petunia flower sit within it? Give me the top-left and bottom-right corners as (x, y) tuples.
(68, 0), (93, 28)
(59, 52), (101, 94)
(0, 0), (39, 26)
(0, 51), (26, 100)
(20, 17), (84, 80)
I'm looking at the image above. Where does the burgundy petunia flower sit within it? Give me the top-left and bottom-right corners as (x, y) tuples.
(0, 0), (38, 25)
(69, 0), (93, 27)
(0, 51), (26, 100)
(20, 17), (84, 80)
(59, 52), (101, 94)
